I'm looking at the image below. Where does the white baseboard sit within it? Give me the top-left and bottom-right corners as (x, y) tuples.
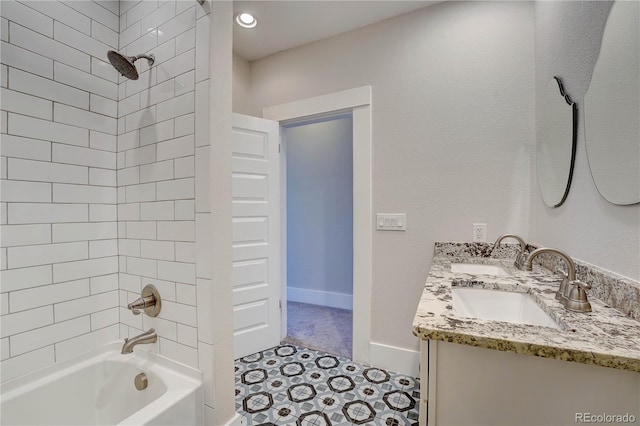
(226, 412), (246, 426)
(287, 286), (353, 310)
(370, 341), (420, 377)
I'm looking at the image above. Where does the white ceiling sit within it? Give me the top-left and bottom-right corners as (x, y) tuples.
(233, 1), (437, 62)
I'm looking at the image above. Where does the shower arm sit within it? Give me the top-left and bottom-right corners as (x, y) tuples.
(133, 53), (155, 66)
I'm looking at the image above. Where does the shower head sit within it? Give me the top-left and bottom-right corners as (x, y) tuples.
(107, 50), (155, 80)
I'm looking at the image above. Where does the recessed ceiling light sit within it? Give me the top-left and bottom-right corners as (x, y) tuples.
(235, 12), (257, 29)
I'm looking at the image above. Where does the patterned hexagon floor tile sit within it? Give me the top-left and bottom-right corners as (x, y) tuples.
(382, 391), (416, 413)
(235, 344), (420, 426)
(297, 410), (333, 426)
(342, 400), (377, 424)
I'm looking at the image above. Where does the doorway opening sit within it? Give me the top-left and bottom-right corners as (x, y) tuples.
(280, 115), (354, 358)
(263, 86), (372, 366)
(231, 87), (371, 363)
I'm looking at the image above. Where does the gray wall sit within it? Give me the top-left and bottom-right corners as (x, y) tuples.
(233, 52), (254, 116)
(286, 117), (353, 300)
(532, 1), (639, 281)
(246, 1), (535, 350)
(233, 0), (639, 353)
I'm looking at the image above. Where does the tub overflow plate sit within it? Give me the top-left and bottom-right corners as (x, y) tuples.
(134, 372), (148, 390)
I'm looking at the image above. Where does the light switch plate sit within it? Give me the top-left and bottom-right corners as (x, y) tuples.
(376, 213), (407, 231)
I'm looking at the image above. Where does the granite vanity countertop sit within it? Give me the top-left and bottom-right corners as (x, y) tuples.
(412, 255), (640, 372)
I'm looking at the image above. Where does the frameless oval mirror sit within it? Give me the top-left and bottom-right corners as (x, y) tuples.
(537, 76), (578, 208)
(584, 0), (640, 205)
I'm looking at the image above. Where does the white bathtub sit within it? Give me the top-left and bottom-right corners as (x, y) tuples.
(0, 342), (203, 425)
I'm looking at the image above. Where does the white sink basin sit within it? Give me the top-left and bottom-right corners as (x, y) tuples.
(452, 287), (560, 329)
(450, 263), (510, 276)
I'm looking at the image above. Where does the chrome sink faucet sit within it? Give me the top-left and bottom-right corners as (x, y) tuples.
(121, 329), (157, 354)
(492, 234), (527, 269)
(524, 247), (592, 313)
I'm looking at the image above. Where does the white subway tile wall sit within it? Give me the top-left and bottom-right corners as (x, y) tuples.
(1, 0), (119, 377)
(1, 0), (213, 411)
(115, 0), (215, 412)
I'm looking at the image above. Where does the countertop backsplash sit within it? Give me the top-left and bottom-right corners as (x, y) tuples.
(434, 242), (640, 321)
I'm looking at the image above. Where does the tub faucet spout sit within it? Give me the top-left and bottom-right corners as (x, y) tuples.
(121, 329), (157, 354)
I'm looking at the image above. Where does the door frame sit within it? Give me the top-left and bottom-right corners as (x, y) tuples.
(263, 86), (372, 364)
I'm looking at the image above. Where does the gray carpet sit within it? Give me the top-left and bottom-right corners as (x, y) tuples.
(282, 301), (353, 358)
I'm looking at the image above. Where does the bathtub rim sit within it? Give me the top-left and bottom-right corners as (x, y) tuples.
(1, 341), (202, 393)
(1, 341), (204, 425)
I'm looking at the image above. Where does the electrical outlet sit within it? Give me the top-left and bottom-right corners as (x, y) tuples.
(473, 223), (487, 242)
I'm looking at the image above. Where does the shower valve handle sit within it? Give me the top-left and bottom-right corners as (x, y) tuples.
(127, 285), (161, 317)
(128, 295), (156, 315)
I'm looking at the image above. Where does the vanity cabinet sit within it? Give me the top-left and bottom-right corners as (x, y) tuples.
(420, 340), (639, 426)
(414, 248), (640, 426)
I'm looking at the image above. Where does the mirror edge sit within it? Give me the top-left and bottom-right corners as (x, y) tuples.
(582, 0), (640, 206)
(549, 76), (578, 208)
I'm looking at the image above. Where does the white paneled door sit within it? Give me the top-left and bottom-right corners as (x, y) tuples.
(232, 113), (281, 359)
